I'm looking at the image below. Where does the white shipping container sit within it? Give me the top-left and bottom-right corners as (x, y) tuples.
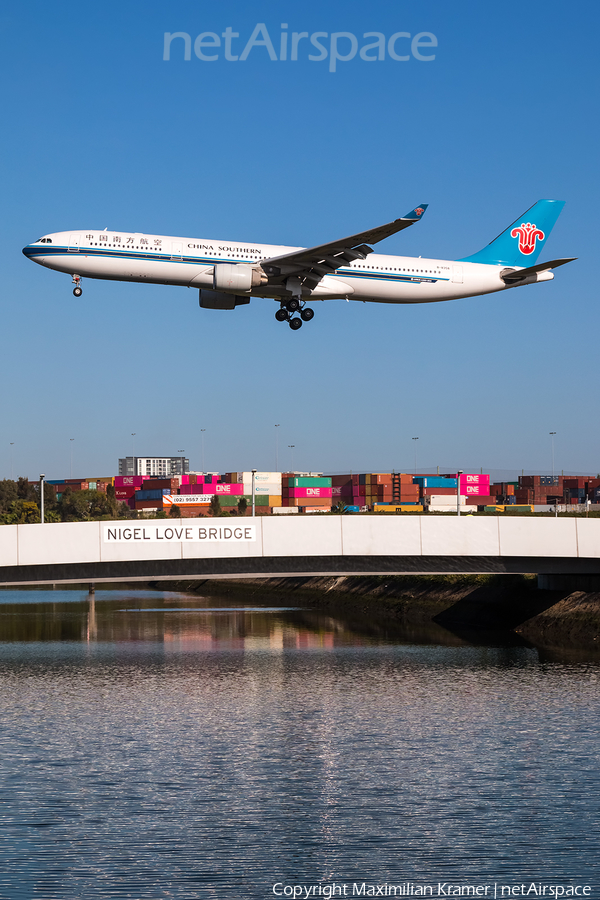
(428, 506), (473, 513)
(271, 506), (299, 514)
(251, 484), (282, 495)
(428, 495), (467, 506)
(238, 472), (282, 484)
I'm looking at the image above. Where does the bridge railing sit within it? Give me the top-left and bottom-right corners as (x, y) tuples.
(0, 515), (598, 573)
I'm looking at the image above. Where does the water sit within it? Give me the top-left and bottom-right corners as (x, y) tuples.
(0, 588), (598, 900)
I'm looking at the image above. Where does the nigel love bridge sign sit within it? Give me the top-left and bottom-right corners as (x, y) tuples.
(0, 516), (599, 586)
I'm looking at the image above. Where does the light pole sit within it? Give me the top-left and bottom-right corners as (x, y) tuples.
(251, 468), (256, 517)
(549, 432), (556, 478)
(457, 469), (463, 517)
(70, 438), (74, 478)
(10, 443), (14, 480)
(275, 424), (280, 472)
(412, 437), (419, 475)
(40, 474), (45, 524)
(201, 429), (206, 473)
(288, 445), (295, 472)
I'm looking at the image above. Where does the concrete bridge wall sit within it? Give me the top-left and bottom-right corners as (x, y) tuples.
(0, 516), (599, 586)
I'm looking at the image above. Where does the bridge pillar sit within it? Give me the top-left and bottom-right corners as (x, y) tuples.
(538, 574), (600, 592)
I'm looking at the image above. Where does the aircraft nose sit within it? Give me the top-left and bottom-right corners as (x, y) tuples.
(22, 243), (35, 258)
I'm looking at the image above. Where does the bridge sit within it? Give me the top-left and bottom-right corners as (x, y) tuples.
(0, 516), (598, 587)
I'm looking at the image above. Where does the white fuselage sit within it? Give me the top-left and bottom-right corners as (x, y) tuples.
(23, 228), (543, 304)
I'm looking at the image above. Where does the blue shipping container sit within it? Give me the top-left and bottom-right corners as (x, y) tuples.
(414, 477), (458, 488)
(135, 489), (171, 500)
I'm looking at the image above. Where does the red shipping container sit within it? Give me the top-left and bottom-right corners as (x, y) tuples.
(466, 495), (496, 505)
(115, 487), (136, 500)
(422, 487), (457, 496)
(331, 475), (352, 487)
(135, 500), (164, 510)
(115, 476), (146, 488)
(143, 479), (178, 491)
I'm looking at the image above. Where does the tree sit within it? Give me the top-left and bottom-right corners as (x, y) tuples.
(0, 480), (18, 514)
(209, 494), (221, 516)
(332, 500), (347, 515)
(169, 504), (181, 518)
(17, 477), (37, 502)
(59, 489), (113, 521)
(237, 496), (248, 517)
(0, 500), (41, 524)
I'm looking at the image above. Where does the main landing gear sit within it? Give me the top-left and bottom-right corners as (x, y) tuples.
(72, 275), (83, 297)
(275, 299), (315, 330)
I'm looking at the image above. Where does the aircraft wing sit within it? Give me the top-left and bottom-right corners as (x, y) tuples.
(501, 257), (577, 284)
(261, 205), (428, 289)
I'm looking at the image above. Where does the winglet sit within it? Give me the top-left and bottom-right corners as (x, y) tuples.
(403, 204), (428, 221)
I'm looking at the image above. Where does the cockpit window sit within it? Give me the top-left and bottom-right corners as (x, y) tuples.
(38, 238), (52, 243)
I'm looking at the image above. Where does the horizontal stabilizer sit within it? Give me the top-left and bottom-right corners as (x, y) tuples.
(501, 257), (577, 284)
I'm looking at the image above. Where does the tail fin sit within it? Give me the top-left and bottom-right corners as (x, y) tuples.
(459, 199), (565, 266)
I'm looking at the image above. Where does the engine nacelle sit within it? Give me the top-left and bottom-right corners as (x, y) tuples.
(199, 290), (250, 310)
(213, 263), (267, 294)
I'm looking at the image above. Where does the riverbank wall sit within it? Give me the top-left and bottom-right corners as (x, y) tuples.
(162, 574), (600, 652)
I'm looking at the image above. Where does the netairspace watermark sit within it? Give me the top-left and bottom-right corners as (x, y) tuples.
(163, 23), (438, 72)
(271, 885), (594, 899)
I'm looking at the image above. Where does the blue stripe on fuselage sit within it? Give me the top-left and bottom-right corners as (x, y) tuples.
(22, 245), (450, 283)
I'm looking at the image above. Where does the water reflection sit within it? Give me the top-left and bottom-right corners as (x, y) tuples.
(0, 589), (597, 665)
(0, 588), (488, 649)
(0, 589), (598, 899)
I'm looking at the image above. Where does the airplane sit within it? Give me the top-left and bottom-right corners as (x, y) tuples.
(22, 199), (575, 331)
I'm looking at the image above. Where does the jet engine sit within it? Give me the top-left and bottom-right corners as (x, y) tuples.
(213, 263), (267, 293)
(199, 290), (250, 310)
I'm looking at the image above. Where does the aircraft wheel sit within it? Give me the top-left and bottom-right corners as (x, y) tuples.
(301, 307), (314, 321)
(73, 287), (83, 297)
(289, 317), (303, 331)
(275, 308), (288, 322)
(286, 298), (300, 312)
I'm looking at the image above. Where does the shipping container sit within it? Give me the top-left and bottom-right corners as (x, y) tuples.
(460, 474), (490, 489)
(163, 494), (212, 507)
(421, 487), (456, 496)
(115, 487), (136, 500)
(272, 507), (299, 515)
(136, 489), (171, 501)
(238, 472), (282, 484)
(287, 487), (333, 498)
(115, 476), (147, 488)
(414, 477), (458, 489)
(142, 479), (179, 492)
(374, 504), (424, 513)
(135, 500), (163, 510)
(285, 477), (333, 488)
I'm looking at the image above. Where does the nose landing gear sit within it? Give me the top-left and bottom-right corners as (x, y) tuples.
(72, 275), (83, 297)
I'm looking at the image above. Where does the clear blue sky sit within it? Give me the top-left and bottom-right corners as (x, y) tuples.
(1, 1), (598, 480)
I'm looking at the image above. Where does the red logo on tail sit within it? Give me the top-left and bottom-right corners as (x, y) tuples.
(511, 222), (545, 255)
(414, 207), (425, 216)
